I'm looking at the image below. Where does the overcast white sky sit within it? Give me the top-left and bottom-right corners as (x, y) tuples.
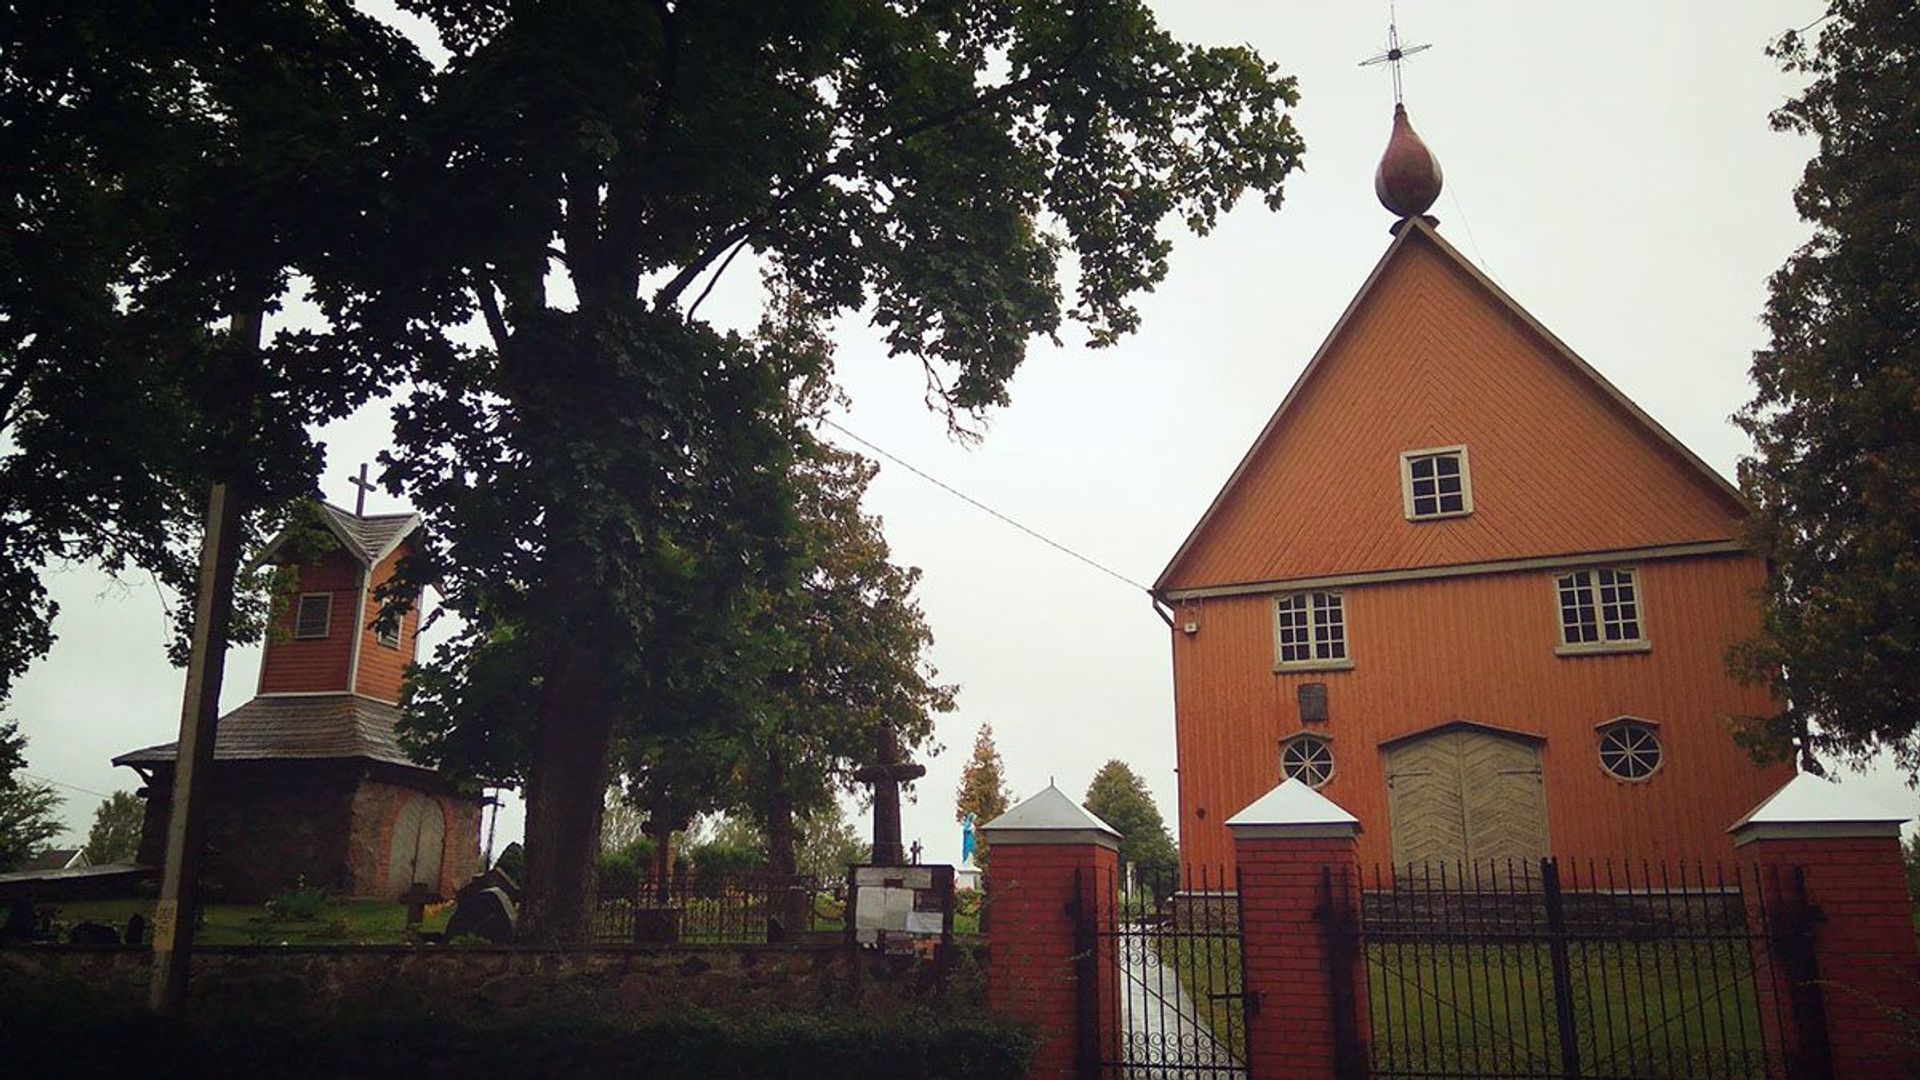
(16, 1), (1912, 863)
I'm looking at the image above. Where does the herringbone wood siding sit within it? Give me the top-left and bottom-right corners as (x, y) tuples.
(1160, 230), (1743, 592)
(1171, 553), (1789, 870)
(1385, 728), (1549, 868)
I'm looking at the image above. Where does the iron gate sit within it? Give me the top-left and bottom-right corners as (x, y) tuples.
(1330, 858), (1822, 1078)
(1084, 864), (1254, 1079)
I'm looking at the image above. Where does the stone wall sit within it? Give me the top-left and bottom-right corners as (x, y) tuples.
(2, 941), (979, 1021)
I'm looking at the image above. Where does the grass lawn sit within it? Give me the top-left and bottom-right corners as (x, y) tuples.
(1364, 939), (1773, 1078)
(53, 897), (451, 945)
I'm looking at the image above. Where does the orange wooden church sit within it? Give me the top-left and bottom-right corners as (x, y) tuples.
(1154, 105), (1789, 873)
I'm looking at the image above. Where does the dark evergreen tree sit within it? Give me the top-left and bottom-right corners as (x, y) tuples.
(1732, 1), (1920, 772)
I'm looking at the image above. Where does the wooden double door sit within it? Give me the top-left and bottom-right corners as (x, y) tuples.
(1384, 727), (1549, 871)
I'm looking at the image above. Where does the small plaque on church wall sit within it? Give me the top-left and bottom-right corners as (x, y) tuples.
(1299, 683), (1329, 723)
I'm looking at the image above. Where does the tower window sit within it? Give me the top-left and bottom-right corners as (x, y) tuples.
(1275, 591), (1349, 670)
(1401, 446), (1473, 520)
(376, 618), (401, 649)
(294, 593), (333, 640)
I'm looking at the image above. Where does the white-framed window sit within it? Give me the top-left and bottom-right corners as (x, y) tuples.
(1597, 719), (1663, 782)
(1280, 734), (1335, 789)
(1555, 567), (1648, 653)
(376, 617), (401, 649)
(294, 593), (333, 640)
(1400, 446), (1473, 520)
(1274, 591), (1349, 670)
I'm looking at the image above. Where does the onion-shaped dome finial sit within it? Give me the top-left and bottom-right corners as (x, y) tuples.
(1374, 104), (1444, 218)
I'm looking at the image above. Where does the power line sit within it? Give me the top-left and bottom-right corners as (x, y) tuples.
(21, 772), (116, 801)
(819, 418), (1153, 595)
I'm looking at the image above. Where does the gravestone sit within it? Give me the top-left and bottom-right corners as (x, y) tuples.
(445, 885), (517, 943)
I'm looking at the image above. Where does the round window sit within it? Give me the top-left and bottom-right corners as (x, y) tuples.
(1281, 736), (1335, 788)
(1598, 723), (1662, 781)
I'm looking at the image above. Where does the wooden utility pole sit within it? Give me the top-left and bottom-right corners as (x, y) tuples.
(149, 312), (258, 1013)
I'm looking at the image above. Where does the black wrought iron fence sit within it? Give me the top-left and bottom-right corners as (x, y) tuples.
(1329, 858), (1818, 1079)
(593, 873), (841, 944)
(1088, 863), (1252, 1078)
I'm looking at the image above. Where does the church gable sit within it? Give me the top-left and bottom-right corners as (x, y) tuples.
(1157, 221), (1746, 593)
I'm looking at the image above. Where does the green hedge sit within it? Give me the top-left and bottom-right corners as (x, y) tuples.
(3, 976), (1035, 1079)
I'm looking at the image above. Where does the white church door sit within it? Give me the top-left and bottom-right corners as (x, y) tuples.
(387, 795), (446, 895)
(1384, 727), (1549, 873)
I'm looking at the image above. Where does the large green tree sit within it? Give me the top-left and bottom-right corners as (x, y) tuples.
(378, 2), (1304, 940)
(0, 3), (431, 693)
(0, 720), (62, 871)
(1732, 0), (1920, 773)
(1083, 759), (1177, 886)
(83, 790), (145, 865)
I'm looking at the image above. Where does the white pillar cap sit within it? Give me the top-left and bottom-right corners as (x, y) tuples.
(1729, 772), (1912, 846)
(1226, 778), (1361, 840)
(978, 783), (1122, 849)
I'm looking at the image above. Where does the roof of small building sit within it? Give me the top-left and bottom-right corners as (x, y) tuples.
(980, 783), (1122, 837)
(112, 694), (421, 771)
(255, 502), (420, 569)
(15, 848), (87, 873)
(1728, 771), (1910, 832)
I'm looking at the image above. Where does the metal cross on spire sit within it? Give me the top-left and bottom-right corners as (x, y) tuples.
(1359, 1), (1432, 106)
(348, 463), (376, 516)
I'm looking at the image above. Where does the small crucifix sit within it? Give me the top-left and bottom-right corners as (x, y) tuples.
(1358, 2), (1432, 106)
(348, 463), (377, 516)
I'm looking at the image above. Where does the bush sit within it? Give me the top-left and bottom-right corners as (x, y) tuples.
(264, 882), (330, 922)
(683, 840), (762, 894)
(0, 976), (1036, 1080)
(597, 850), (641, 901)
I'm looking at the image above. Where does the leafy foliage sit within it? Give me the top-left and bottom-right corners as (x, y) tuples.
(956, 724), (1012, 869)
(82, 790), (144, 865)
(1082, 759), (1178, 883)
(355, 0), (1303, 939)
(0, 719), (63, 871)
(0, 3), (435, 694)
(1731, 0), (1920, 772)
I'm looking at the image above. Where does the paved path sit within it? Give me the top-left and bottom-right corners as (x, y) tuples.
(1115, 922), (1244, 1079)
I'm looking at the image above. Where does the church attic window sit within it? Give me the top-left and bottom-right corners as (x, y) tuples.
(1401, 446), (1472, 520)
(294, 593), (333, 639)
(1555, 567), (1650, 655)
(1597, 720), (1662, 782)
(1274, 591), (1350, 671)
(1281, 734), (1335, 789)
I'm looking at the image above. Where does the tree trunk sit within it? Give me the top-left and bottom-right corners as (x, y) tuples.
(762, 741), (811, 931)
(519, 647), (616, 943)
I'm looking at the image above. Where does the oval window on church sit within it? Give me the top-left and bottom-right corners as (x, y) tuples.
(1598, 723), (1662, 781)
(1281, 735), (1335, 788)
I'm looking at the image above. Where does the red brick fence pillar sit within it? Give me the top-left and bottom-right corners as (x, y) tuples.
(980, 784), (1122, 1080)
(1227, 778), (1369, 1080)
(1732, 772), (1920, 1077)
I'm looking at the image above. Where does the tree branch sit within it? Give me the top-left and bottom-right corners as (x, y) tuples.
(472, 274), (510, 353)
(653, 26), (1095, 312)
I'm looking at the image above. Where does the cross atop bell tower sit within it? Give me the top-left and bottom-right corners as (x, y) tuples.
(348, 463), (376, 516)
